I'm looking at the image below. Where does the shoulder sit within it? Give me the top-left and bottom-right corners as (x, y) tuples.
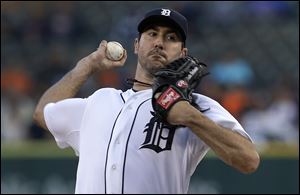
(87, 88), (135, 103)
(90, 87), (124, 97)
(191, 93), (237, 121)
(192, 93), (222, 111)
(87, 87), (127, 100)
(192, 93), (251, 139)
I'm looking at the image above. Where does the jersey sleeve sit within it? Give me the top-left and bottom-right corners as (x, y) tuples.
(187, 94), (253, 174)
(44, 98), (88, 155)
(194, 94), (253, 141)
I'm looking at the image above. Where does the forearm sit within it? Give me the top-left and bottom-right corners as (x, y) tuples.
(33, 40), (127, 130)
(33, 62), (93, 130)
(168, 102), (260, 173)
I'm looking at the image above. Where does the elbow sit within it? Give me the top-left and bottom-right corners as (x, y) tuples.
(32, 108), (40, 125)
(239, 151), (260, 174)
(32, 107), (45, 129)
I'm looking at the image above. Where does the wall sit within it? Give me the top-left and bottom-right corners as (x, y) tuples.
(1, 157), (298, 193)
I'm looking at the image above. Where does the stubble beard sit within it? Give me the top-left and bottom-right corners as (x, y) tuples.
(138, 56), (166, 77)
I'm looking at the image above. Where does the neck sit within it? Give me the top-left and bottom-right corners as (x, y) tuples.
(132, 63), (154, 91)
(126, 78), (152, 91)
(133, 82), (151, 91)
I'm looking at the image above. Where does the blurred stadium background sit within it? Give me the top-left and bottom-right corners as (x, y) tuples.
(1, 1), (299, 194)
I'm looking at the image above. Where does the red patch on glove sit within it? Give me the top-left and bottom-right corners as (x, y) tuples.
(157, 87), (180, 109)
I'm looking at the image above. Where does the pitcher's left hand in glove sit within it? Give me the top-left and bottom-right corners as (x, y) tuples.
(152, 56), (208, 124)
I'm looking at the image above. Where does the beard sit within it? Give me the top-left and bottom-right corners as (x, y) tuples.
(140, 59), (165, 76)
(138, 49), (169, 76)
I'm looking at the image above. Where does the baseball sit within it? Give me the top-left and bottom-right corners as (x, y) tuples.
(106, 41), (125, 61)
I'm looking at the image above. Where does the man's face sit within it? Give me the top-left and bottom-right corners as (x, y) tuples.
(134, 25), (187, 76)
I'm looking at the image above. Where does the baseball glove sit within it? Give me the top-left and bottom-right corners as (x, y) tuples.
(152, 55), (208, 124)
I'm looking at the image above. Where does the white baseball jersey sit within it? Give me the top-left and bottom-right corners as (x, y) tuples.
(44, 88), (252, 194)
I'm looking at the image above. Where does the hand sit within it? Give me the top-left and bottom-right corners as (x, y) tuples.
(151, 56), (208, 125)
(77, 40), (127, 73)
(167, 101), (195, 126)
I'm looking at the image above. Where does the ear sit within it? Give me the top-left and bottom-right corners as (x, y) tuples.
(180, 48), (188, 58)
(134, 38), (139, 54)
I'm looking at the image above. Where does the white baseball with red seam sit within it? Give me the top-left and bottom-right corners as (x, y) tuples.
(106, 41), (124, 61)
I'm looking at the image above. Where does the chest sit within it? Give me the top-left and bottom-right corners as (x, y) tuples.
(79, 95), (190, 158)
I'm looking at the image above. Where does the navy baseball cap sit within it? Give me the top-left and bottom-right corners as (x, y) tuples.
(138, 8), (188, 42)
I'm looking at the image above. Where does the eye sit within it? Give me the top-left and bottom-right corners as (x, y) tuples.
(167, 34), (177, 41)
(148, 31), (157, 37)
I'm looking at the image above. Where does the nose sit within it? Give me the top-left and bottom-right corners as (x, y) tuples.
(154, 37), (163, 50)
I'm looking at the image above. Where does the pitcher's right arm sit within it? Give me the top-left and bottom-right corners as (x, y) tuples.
(33, 40), (127, 130)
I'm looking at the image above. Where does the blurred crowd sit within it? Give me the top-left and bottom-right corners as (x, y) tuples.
(1, 2), (299, 149)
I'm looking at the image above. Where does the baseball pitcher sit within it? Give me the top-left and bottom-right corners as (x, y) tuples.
(33, 8), (260, 194)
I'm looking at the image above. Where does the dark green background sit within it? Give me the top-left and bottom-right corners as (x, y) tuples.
(1, 157), (298, 194)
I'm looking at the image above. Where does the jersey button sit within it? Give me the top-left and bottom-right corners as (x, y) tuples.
(128, 105), (132, 110)
(116, 139), (120, 144)
(112, 164), (117, 170)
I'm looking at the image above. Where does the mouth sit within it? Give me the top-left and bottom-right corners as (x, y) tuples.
(148, 51), (167, 63)
(150, 54), (164, 59)
(149, 55), (166, 66)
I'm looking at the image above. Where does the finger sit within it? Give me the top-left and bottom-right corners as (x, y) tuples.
(98, 40), (107, 52)
(120, 49), (127, 63)
(92, 40), (108, 59)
